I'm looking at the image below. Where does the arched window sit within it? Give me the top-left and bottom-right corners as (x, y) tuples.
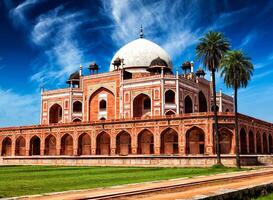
(61, 134), (73, 156)
(45, 135), (56, 156)
(240, 128), (247, 154)
(160, 128), (178, 154)
(49, 104), (62, 124)
(133, 94), (151, 117)
(78, 133), (91, 155)
(1, 137), (12, 156)
(184, 96), (193, 113)
(165, 110), (176, 116)
(29, 136), (40, 156)
(99, 100), (107, 111)
(73, 101), (82, 113)
(73, 118), (81, 122)
(186, 127), (205, 154)
(116, 131), (131, 155)
(198, 91), (207, 112)
(96, 132), (110, 155)
(165, 90), (175, 104)
(211, 105), (219, 112)
(137, 130), (154, 154)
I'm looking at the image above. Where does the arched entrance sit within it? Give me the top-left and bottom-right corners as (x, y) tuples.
(256, 132), (262, 154)
(198, 91), (207, 112)
(249, 131), (255, 154)
(45, 135), (56, 155)
(133, 94), (151, 117)
(78, 133), (91, 155)
(29, 136), (40, 155)
(219, 129), (232, 154)
(49, 104), (62, 124)
(240, 128), (247, 154)
(96, 132), (110, 155)
(269, 134), (273, 154)
(1, 137), (12, 156)
(160, 128), (178, 154)
(61, 134), (73, 156)
(184, 95), (193, 113)
(165, 90), (175, 104)
(186, 127), (205, 154)
(15, 136), (26, 156)
(263, 133), (268, 154)
(89, 87), (115, 121)
(116, 131), (131, 155)
(137, 130), (154, 154)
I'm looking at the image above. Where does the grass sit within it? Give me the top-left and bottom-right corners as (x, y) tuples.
(253, 193), (273, 200)
(0, 165), (245, 198)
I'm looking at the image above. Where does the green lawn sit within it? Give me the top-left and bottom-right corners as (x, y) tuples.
(0, 165), (243, 198)
(254, 193), (273, 200)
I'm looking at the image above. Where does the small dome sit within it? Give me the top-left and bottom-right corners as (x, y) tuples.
(110, 38), (172, 73)
(66, 71), (80, 84)
(196, 68), (206, 77)
(89, 62), (99, 70)
(182, 61), (191, 70)
(150, 57), (168, 67)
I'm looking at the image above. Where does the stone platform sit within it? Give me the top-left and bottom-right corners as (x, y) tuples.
(0, 155), (260, 167)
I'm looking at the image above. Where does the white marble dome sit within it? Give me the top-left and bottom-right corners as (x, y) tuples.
(110, 38), (172, 73)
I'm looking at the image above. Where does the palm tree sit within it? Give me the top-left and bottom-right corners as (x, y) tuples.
(196, 31), (230, 165)
(220, 50), (253, 168)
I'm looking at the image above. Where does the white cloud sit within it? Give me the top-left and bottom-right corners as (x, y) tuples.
(30, 6), (87, 85)
(0, 88), (40, 127)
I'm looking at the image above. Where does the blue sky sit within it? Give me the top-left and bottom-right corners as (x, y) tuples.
(0, 0), (273, 127)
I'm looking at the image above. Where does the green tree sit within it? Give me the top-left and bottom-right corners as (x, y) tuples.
(220, 50), (253, 168)
(196, 31), (230, 165)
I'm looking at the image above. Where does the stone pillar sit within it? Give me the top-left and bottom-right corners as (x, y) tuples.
(73, 132), (78, 156)
(11, 135), (16, 156)
(91, 130), (96, 155)
(178, 123), (185, 155)
(110, 129), (116, 155)
(25, 135), (30, 156)
(231, 128), (236, 154)
(131, 128), (137, 155)
(154, 125), (160, 155)
(56, 133), (61, 156)
(40, 134), (45, 156)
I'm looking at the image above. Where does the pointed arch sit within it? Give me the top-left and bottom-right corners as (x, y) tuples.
(73, 101), (82, 113)
(61, 134), (73, 156)
(160, 128), (178, 154)
(256, 132), (262, 154)
(133, 93), (151, 117)
(249, 131), (255, 154)
(165, 90), (175, 104)
(198, 91), (207, 112)
(89, 87), (115, 121)
(184, 95), (193, 113)
(15, 136), (26, 156)
(78, 133), (91, 155)
(165, 110), (176, 116)
(96, 132), (110, 155)
(137, 129), (154, 154)
(269, 134), (273, 154)
(29, 136), (40, 155)
(49, 103), (62, 124)
(219, 128), (232, 154)
(239, 128), (247, 154)
(116, 131), (131, 155)
(186, 127), (205, 154)
(1, 137), (12, 156)
(263, 133), (268, 154)
(45, 134), (56, 155)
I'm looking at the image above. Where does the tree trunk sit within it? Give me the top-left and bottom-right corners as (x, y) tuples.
(212, 70), (222, 165)
(234, 86), (241, 168)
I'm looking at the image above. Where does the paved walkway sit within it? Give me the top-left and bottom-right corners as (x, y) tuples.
(19, 167), (273, 200)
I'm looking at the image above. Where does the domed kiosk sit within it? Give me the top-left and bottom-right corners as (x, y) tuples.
(110, 38), (172, 73)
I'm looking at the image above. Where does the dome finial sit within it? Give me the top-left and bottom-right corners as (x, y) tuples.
(140, 25), (144, 38)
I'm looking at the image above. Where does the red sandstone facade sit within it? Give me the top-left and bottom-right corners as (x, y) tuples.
(0, 37), (273, 159)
